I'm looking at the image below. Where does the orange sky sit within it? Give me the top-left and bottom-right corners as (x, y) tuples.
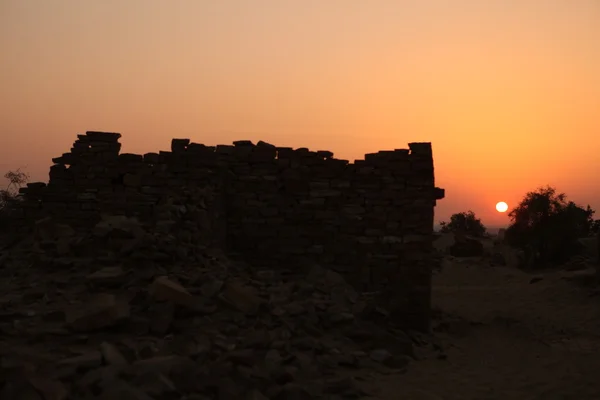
(1, 0), (599, 227)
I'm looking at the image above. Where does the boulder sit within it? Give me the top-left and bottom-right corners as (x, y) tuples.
(448, 233), (484, 257)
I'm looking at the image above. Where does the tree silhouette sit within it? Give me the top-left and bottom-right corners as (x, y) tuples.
(439, 210), (486, 237)
(4, 168), (29, 193)
(0, 168), (29, 229)
(504, 185), (594, 268)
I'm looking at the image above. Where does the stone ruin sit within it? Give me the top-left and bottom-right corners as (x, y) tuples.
(0, 131), (445, 399)
(18, 131), (444, 330)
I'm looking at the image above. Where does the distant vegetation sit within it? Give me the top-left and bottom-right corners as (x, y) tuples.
(592, 219), (600, 234)
(439, 210), (487, 238)
(504, 185), (595, 268)
(438, 186), (599, 269)
(0, 168), (29, 230)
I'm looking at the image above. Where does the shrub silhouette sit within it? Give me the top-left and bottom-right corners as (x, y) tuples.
(0, 168), (29, 231)
(439, 210), (487, 237)
(591, 219), (600, 234)
(504, 185), (594, 268)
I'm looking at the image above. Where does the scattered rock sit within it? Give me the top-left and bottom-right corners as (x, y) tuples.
(369, 349), (393, 364)
(57, 351), (103, 374)
(96, 380), (155, 400)
(149, 302), (175, 335)
(199, 277), (223, 297)
(65, 294), (130, 332)
(403, 389), (445, 400)
(220, 279), (263, 314)
(100, 342), (129, 366)
(0, 198), (431, 398)
(87, 266), (127, 286)
(149, 276), (197, 309)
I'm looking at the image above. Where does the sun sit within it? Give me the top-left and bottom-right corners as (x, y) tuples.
(496, 201), (508, 213)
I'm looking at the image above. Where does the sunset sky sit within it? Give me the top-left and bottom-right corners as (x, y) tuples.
(1, 0), (599, 227)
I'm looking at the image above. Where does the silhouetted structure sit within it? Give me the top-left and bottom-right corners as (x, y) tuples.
(18, 131), (445, 331)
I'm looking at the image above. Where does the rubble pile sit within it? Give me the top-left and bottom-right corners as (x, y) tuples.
(0, 211), (425, 399)
(28, 186), (222, 269)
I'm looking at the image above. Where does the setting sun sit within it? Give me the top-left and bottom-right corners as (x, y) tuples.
(495, 202), (508, 213)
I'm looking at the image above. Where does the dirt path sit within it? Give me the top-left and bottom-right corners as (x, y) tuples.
(372, 261), (600, 399)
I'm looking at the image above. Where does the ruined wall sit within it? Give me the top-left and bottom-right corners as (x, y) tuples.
(19, 131), (445, 330)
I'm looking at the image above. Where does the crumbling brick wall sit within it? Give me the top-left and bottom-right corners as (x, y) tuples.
(19, 131), (445, 331)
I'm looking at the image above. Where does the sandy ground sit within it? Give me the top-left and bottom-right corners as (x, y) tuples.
(372, 259), (600, 400)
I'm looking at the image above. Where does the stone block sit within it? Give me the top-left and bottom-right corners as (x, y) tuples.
(85, 131), (122, 141)
(171, 138), (190, 153)
(65, 294), (130, 332)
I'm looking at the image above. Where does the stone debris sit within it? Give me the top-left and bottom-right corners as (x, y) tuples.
(86, 266), (127, 286)
(149, 276), (196, 307)
(0, 213), (424, 399)
(65, 294), (131, 332)
(99, 342), (128, 366)
(220, 279), (263, 314)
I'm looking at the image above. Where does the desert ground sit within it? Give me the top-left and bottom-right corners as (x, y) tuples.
(371, 253), (600, 400)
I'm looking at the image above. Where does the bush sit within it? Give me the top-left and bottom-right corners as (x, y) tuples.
(0, 168), (29, 231)
(504, 185), (594, 268)
(591, 220), (600, 235)
(439, 210), (487, 237)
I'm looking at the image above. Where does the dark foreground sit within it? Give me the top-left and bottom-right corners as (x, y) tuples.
(1, 219), (599, 399)
(371, 258), (600, 400)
